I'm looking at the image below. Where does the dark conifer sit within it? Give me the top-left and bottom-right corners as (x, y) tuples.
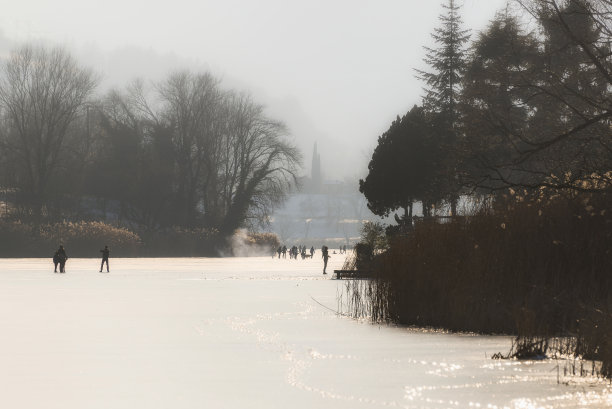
(415, 0), (470, 215)
(415, 0), (471, 132)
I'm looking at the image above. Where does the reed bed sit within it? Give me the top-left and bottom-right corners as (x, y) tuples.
(344, 190), (612, 378)
(0, 221), (277, 257)
(0, 220), (141, 257)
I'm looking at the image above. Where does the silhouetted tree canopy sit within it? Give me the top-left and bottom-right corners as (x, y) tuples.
(91, 72), (302, 234)
(0, 46), (301, 236)
(461, 2), (612, 191)
(0, 45), (98, 216)
(360, 106), (441, 218)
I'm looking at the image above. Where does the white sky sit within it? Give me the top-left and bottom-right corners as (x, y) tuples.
(0, 0), (511, 179)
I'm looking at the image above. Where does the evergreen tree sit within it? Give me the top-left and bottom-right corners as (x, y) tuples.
(460, 14), (542, 189)
(416, 0), (470, 131)
(359, 105), (441, 222)
(415, 0), (470, 215)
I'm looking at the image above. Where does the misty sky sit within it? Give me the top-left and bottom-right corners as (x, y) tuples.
(1, 0), (511, 180)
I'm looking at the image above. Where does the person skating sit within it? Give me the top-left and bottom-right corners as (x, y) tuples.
(321, 245), (330, 275)
(52, 250), (60, 272)
(57, 245), (68, 273)
(100, 245), (110, 272)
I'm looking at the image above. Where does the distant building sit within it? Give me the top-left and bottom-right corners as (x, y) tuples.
(269, 144), (381, 245)
(310, 142), (322, 193)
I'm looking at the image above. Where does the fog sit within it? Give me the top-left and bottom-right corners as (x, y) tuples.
(1, 0), (510, 179)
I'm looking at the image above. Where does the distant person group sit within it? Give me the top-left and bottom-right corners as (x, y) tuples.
(52, 242), (346, 275)
(273, 244), (349, 260)
(52, 245), (110, 273)
(275, 245), (315, 260)
(274, 244), (349, 275)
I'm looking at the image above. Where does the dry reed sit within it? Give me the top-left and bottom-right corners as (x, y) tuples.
(344, 189), (612, 378)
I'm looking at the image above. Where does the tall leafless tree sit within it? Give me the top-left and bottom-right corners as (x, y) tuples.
(218, 92), (301, 234)
(99, 70), (301, 233)
(0, 45), (98, 215)
(156, 71), (223, 225)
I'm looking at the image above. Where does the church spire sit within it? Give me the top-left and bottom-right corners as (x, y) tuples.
(311, 142), (322, 192)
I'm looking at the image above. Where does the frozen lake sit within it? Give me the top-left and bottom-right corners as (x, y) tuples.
(0, 256), (610, 409)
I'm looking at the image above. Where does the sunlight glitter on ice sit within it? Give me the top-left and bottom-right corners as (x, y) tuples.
(0, 256), (611, 409)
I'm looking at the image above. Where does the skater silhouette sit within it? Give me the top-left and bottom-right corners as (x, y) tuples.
(56, 245), (67, 273)
(321, 245), (330, 275)
(53, 250), (60, 272)
(100, 245), (110, 272)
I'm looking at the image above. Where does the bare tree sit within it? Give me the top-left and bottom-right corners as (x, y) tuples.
(0, 45), (98, 214)
(98, 70), (301, 234)
(218, 93), (301, 234)
(156, 71), (223, 225)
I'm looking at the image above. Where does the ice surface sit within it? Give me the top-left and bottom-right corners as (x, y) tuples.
(0, 256), (610, 409)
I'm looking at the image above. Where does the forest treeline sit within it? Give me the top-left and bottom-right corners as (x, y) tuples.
(354, 0), (612, 378)
(0, 46), (299, 253)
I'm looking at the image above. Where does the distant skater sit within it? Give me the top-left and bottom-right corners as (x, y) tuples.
(99, 245), (110, 272)
(321, 245), (330, 275)
(57, 245), (67, 273)
(52, 250), (60, 272)
(310, 246), (315, 258)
